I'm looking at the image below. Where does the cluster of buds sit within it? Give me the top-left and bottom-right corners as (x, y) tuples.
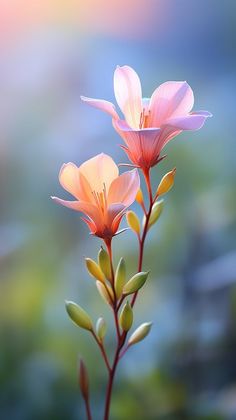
(52, 65), (211, 420)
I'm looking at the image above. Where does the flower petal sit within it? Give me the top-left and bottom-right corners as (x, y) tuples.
(106, 203), (126, 226)
(149, 81), (194, 127)
(114, 119), (162, 168)
(80, 96), (119, 120)
(51, 196), (103, 229)
(114, 65), (142, 129)
(59, 162), (81, 200)
(164, 110), (212, 131)
(110, 204), (126, 234)
(79, 153), (119, 192)
(108, 168), (140, 206)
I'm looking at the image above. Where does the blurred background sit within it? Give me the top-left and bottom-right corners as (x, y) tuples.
(0, 0), (235, 419)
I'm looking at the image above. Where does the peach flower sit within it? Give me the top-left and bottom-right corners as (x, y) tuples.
(81, 66), (212, 170)
(52, 153), (140, 240)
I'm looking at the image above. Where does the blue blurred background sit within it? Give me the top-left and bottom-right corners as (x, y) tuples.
(1, 0), (236, 419)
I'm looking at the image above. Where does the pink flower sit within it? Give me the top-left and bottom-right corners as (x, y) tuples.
(52, 153), (140, 240)
(81, 66), (212, 170)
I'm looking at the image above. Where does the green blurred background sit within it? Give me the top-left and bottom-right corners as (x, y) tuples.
(1, 1), (236, 419)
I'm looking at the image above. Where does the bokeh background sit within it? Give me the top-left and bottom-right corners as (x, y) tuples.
(1, 0), (236, 419)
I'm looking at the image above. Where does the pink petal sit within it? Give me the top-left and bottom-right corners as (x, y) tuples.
(79, 153), (119, 192)
(108, 169), (140, 207)
(114, 119), (162, 168)
(114, 65), (142, 129)
(165, 110), (212, 131)
(80, 96), (119, 120)
(149, 81), (194, 127)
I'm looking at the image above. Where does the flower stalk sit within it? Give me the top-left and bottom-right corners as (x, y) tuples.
(52, 64), (211, 420)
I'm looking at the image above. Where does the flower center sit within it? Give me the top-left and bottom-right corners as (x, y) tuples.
(92, 183), (107, 215)
(139, 108), (151, 129)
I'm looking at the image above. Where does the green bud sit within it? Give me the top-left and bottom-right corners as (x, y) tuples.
(98, 247), (112, 280)
(96, 317), (107, 341)
(85, 258), (105, 283)
(147, 199), (164, 229)
(114, 258), (126, 299)
(96, 281), (114, 306)
(126, 210), (140, 235)
(123, 271), (149, 295)
(128, 322), (152, 345)
(119, 301), (133, 331)
(65, 300), (93, 331)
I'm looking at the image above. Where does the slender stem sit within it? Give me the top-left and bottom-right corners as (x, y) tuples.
(103, 168), (154, 419)
(91, 331), (111, 372)
(103, 239), (126, 420)
(113, 309), (121, 340)
(131, 168), (153, 307)
(84, 397), (92, 420)
(104, 346), (120, 420)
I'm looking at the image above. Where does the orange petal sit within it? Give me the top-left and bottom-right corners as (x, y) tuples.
(59, 162), (81, 199)
(79, 153), (119, 192)
(108, 169), (140, 207)
(51, 197), (103, 231)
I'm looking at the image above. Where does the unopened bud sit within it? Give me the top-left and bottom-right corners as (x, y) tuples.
(96, 281), (114, 306)
(98, 247), (112, 281)
(123, 271), (149, 295)
(147, 199), (164, 229)
(136, 189), (144, 206)
(156, 168), (176, 196)
(85, 258), (105, 283)
(114, 258), (126, 299)
(65, 301), (93, 331)
(96, 317), (107, 341)
(119, 301), (133, 331)
(128, 322), (152, 345)
(126, 210), (140, 235)
(79, 358), (89, 400)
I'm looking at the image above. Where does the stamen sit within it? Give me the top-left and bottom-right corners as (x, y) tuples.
(139, 108), (151, 128)
(139, 111), (143, 129)
(92, 186), (108, 216)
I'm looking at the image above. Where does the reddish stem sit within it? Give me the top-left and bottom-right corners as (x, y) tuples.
(131, 168), (153, 307)
(91, 330), (111, 372)
(84, 397), (92, 420)
(102, 168), (154, 420)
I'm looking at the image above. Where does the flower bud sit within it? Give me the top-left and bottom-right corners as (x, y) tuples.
(98, 247), (112, 281)
(96, 317), (107, 341)
(114, 258), (126, 299)
(156, 168), (176, 196)
(65, 301), (93, 331)
(79, 358), (89, 400)
(147, 199), (164, 229)
(123, 271), (149, 295)
(85, 258), (105, 283)
(128, 322), (152, 345)
(96, 281), (114, 306)
(119, 301), (133, 331)
(136, 188), (144, 206)
(126, 210), (140, 235)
